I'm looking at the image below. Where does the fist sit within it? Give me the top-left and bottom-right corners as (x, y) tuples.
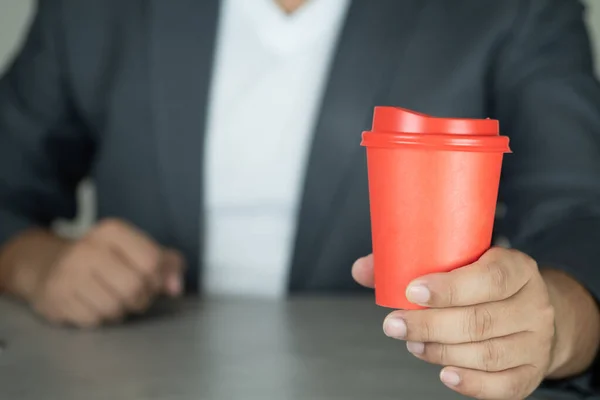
(353, 247), (556, 399)
(32, 219), (185, 328)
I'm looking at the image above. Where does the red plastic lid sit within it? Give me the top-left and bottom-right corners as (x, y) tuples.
(361, 107), (510, 153)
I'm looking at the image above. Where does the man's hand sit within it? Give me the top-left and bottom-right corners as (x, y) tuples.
(30, 219), (185, 328)
(352, 247), (599, 399)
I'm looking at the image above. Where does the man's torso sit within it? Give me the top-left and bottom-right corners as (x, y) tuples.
(55, 0), (521, 292)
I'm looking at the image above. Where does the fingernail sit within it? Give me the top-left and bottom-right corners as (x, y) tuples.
(406, 283), (430, 304)
(168, 274), (182, 296)
(440, 369), (461, 387)
(406, 341), (425, 355)
(383, 317), (407, 338)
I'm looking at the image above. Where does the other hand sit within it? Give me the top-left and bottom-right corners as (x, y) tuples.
(32, 219), (185, 328)
(353, 247), (556, 399)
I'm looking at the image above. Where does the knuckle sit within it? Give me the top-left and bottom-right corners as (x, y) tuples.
(80, 228), (98, 243)
(81, 230), (106, 249)
(132, 248), (161, 276)
(480, 339), (505, 372)
(419, 316), (437, 342)
(104, 300), (123, 319)
(134, 276), (149, 296)
(147, 273), (162, 291)
(141, 248), (162, 272)
(125, 279), (149, 307)
(128, 291), (151, 313)
(464, 306), (494, 342)
(485, 261), (510, 300)
(511, 249), (538, 275)
(96, 218), (125, 236)
(541, 304), (555, 327)
(138, 266), (157, 282)
(124, 288), (141, 307)
(522, 258), (539, 280)
(444, 275), (459, 306)
(57, 242), (87, 267)
(538, 305), (556, 340)
(485, 246), (505, 258)
(437, 344), (449, 365)
(519, 251), (538, 270)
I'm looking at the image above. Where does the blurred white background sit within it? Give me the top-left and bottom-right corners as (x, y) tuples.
(1, 0), (600, 236)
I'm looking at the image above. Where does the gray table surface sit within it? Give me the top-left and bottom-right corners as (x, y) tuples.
(0, 296), (587, 400)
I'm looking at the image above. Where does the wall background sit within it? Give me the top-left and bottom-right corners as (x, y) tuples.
(587, 0), (600, 61)
(1, 0), (600, 235)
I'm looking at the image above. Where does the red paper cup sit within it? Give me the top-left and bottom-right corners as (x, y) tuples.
(361, 107), (511, 309)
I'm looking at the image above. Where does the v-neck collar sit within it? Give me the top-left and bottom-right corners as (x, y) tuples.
(239, 0), (351, 54)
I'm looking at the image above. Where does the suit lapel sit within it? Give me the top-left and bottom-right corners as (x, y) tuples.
(149, 0), (220, 290)
(289, 0), (425, 290)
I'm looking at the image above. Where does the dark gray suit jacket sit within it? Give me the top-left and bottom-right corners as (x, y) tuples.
(1, 1), (600, 289)
(0, 0), (600, 384)
(1, 0), (600, 392)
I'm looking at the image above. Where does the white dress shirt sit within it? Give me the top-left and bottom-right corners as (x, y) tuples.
(203, 0), (350, 297)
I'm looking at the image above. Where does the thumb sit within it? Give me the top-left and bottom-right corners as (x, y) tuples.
(161, 249), (186, 297)
(352, 254), (375, 288)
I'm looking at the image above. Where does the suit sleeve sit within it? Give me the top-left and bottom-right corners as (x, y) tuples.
(0, 0), (94, 247)
(493, 0), (600, 391)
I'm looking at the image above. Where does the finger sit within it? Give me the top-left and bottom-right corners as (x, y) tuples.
(74, 280), (124, 323)
(160, 249), (185, 297)
(406, 247), (537, 308)
(35, 304), (65, 325)
(32, 285), (68, 324)
(407, 331), (545, 372)
(91, 251), (153, 313)
(352, 254), (374, 288)
(64, 293), (102, 329)
(440, 365), (542, 400)
(91, 219), (163, 277)
(383, 296), (533, 343)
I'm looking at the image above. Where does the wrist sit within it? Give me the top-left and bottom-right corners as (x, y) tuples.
(542, 268), (600, 379)
(0, 229), (70, 302)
